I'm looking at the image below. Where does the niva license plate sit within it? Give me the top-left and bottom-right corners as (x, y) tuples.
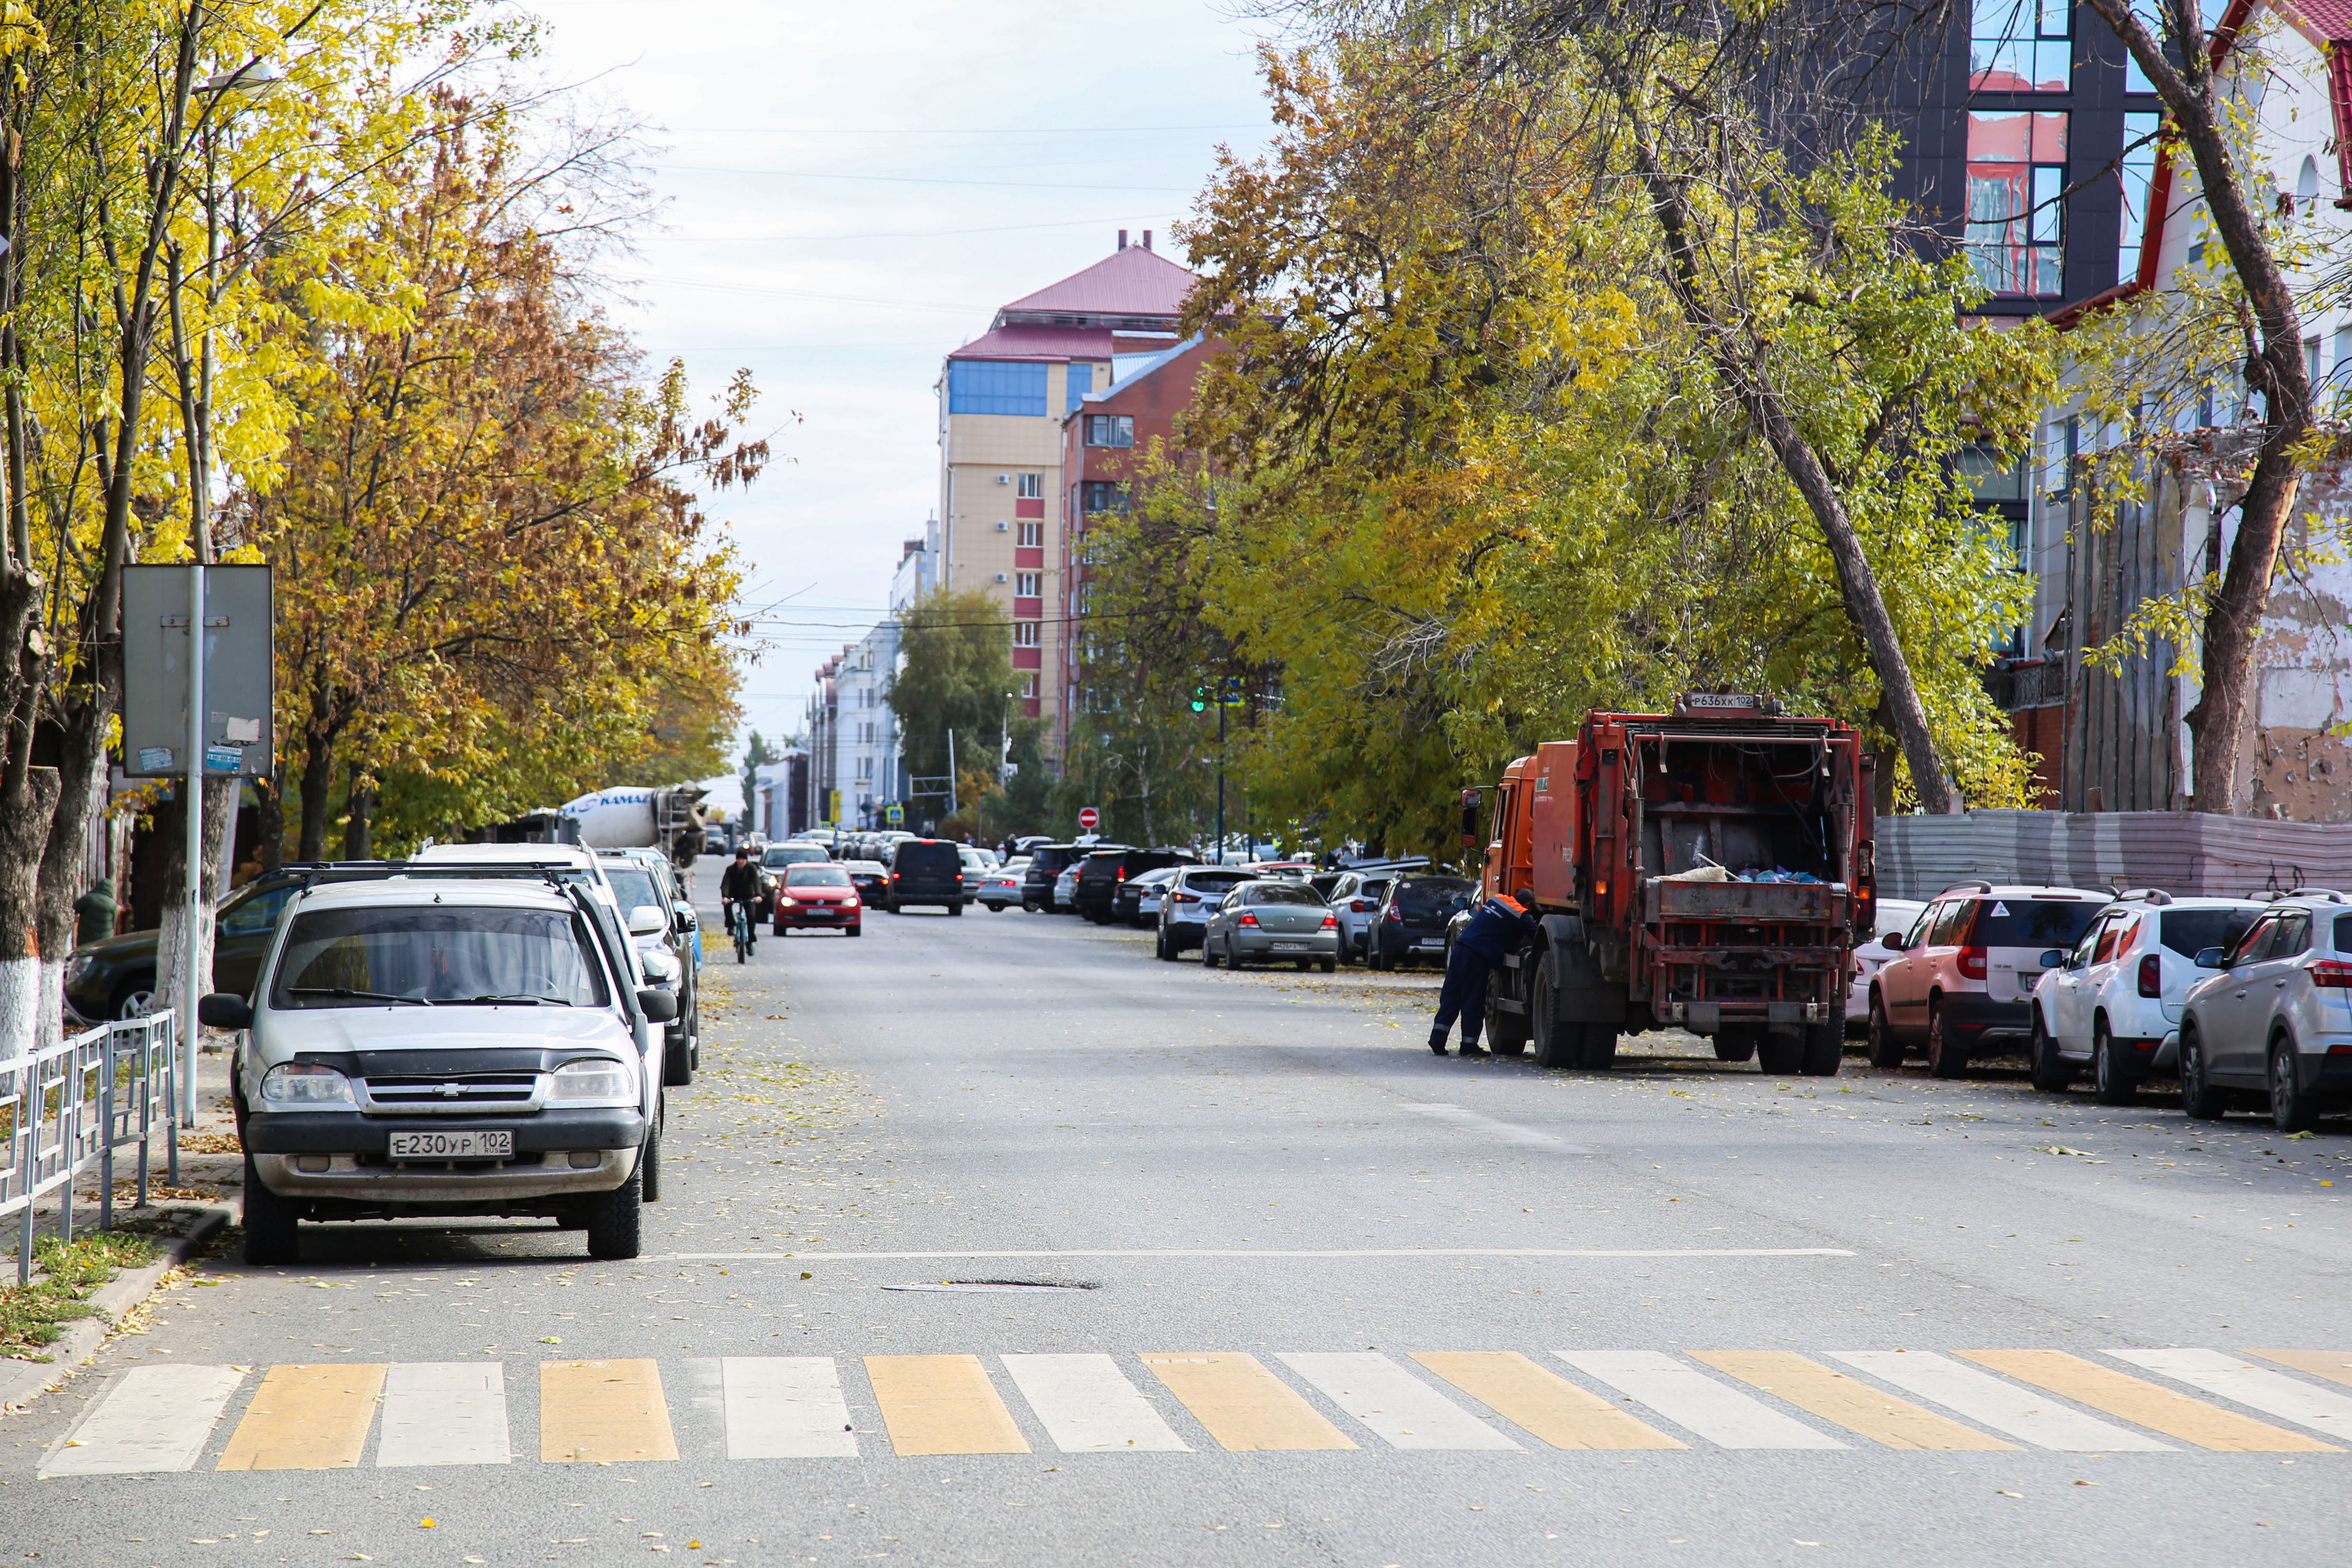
(387, 1130), (513, 1160)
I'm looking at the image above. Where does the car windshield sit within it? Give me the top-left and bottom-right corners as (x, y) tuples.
(1244, 884), (1327, 906)
(786, 866), (851, 887)
(1972, 898), (2101, 948)
(2160, 906), (2259, 960)
(763, 846), (827, 867)
(601, 866), (662, 914)
(271, 906), (609, 1008)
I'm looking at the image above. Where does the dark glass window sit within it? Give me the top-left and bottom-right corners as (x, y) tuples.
(1966, 111), (2069, 298)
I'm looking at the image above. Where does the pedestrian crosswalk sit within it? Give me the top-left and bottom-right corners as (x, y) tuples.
(35, 1346), (2352, 1478)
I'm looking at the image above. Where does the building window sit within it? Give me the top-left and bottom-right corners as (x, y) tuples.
(1017, 521), (1043, 547)
(1015, 572), (1041, 597)
(1969, 0), (2071, 93)
(1065, 363), (1093, 413)
(947, 360), (1048, 416)
(1965, 111), (2068, 298)
(1021, 673), (1041, 699)
(1080, 480), (1128, 513)
(1016, 472), (1042, 499)
(1012, 620), (1041, 648)
(2116, 112), (2160, 284)
(1083, 414), (1134, 448)
(1960, 442), (2029, 502)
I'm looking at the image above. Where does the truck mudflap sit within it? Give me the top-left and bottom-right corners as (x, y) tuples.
(1537, 914), (1626, 1025)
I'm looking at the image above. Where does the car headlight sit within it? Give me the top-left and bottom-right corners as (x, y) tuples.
(637, 946), (681, 984)
(64, 954), (96, 985)
(550, 1057), (636, 1107)
(258, 1062), (355, 1106)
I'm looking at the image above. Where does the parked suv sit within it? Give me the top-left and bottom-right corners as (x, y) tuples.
(1076, 848), (1196, 924)
(209, 873), (671, 1265)
(884, 839), (965, 913)
(1155, 867), (1260, 958)
(597, 849), (701, 1087)
(1020, 845), (1091, 913)
(1367, 875), (1476, 970)
(2177, 890), (2352, 1131)
(1868, 883), (2105, 1077)
(2030, 891), (2263, 1104)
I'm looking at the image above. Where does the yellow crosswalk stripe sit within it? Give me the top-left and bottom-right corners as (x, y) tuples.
(1958, 1350), (2339, 1454)
(863, 1355), (1030, 1456)
(1693, 1352), (2015, 1451)
(1410, 1352), (1683, 1450)
(2246, 1351), (2352, 1392)
(539, 1360), (680, 1463)
(216, 1363), (387, 1471)
(1140, 1352), (1356, 1451)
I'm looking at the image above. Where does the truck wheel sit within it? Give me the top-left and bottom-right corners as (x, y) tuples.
(1756, 1032), (1804, 1075)
(1867, 994), (1904, 1069)
(1577, 1025), (1619, 1071)
(1533, 964), (1579, 1069)
(1712, 1025), (1759, 1063)
(1925, 1004), (1969, 1079)
(1798, 1023), (1843, 1077)
(241, 1152), (301, 1266)
(586, 1160), (644, 1261)
(1486, 991), (1531, 1056)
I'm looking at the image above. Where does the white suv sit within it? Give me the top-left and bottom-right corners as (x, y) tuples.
(2177, 889), (2352, 1131)
(204, 873), (673, 1265)
(2029, 891), (2264, 1104)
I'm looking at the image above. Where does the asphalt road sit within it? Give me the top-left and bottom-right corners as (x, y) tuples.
(8, 862), (2352, 1567)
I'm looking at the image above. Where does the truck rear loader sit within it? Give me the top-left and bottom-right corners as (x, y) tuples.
(1474, 695), (1875, 1076)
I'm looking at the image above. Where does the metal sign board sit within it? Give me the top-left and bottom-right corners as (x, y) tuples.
(884, 803), (904, 825)
(122, 564), (274, 777)
(1077, 806), (1100, 831)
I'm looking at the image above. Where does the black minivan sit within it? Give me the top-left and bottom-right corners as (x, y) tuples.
(885, 839), (966, 914)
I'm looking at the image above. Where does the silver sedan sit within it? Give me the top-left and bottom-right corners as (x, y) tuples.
(1202, 881), (1340, 972)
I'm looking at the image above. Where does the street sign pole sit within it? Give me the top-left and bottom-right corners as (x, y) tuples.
(180, 560), (203, 1128)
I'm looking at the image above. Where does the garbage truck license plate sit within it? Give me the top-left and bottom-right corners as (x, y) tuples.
(389, 1130), (511, 1159)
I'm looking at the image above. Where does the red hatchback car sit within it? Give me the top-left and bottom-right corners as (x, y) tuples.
(773, 864), (862, 937)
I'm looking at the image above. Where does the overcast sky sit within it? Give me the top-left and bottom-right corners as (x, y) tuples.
(526, 0), (1278, 801)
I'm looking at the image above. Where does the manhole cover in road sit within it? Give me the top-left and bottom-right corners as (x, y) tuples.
(880, 1279), (1098, 1294)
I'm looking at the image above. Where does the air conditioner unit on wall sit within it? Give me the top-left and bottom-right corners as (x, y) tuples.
(995, 474), (1010, 484)
(995, 521), (1009, 531)
(995, 572), (1009, 583)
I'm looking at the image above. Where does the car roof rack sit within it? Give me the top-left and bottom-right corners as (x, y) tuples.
(2117, 887), (2172, 905)
(2285, 887), (2348, 903)
(1936, 880), (1995, 896)
(292, 859), (574, 891)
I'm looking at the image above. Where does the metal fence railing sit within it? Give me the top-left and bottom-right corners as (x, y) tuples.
(1, 1012), (180, 1284)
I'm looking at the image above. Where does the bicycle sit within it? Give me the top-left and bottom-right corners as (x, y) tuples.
(727, 898), (754, 964)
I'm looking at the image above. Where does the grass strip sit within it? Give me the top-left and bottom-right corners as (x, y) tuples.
(0, 1230), (162, 1362)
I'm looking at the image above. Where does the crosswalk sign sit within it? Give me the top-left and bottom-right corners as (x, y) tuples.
(885, 803), (904, 826)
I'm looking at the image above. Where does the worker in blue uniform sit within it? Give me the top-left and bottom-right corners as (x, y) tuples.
(1432, 887), (1538, 1058)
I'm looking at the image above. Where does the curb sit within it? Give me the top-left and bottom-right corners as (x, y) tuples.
(0, 1205), (234, 1415)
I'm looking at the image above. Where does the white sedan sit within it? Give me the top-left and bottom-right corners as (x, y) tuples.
(1846, 898), (1927, 1032)
(975, 859), (1029, 911)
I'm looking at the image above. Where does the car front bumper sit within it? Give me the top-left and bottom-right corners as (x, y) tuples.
(777, 904), (860, 927)
(245, 1105), (646, 1202)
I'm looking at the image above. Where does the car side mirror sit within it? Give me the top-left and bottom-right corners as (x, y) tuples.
(2038, 949), (2065, 969)
(672, 900), (697, 930)
(197, 993), (252, 1030)
(637, 987), (679, 1023)
(626, 905), (666, 937)
(2194, 946), (2226, 970)
(1880, 932), (1907, 952)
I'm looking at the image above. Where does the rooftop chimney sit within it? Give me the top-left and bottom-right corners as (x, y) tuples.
(1142, 229), (1152, 251)
(1117, 229), (1128, 250)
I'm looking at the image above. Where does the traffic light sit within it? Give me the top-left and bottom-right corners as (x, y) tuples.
(1190, 685), (1208, 713)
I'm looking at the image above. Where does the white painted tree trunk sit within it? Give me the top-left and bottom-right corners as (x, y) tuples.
(37, 958), (64, 1047)
(151, 776), (236, 1025)
(0, 956), (36, 1062)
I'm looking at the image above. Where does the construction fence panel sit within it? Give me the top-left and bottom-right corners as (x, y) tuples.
(1875, 811), (2352, 903)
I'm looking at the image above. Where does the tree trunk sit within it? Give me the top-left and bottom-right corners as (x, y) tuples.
(34, 711), (111, 1050)
(0, 762), (60, 1059)
(254, 770), (285, 869)
(343, 771), (373, 860)
(296, 723), (335, 862)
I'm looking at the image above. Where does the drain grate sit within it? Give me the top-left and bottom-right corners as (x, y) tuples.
(880, 1279), (1098, 1294)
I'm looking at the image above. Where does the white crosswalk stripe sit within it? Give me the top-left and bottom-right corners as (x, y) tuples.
(1002, 1354), (1192, 1453)
(1555, 1351), (1848, 1450)
(2107, 1349), (2352, 1443)
(40, 1364), (246, 1477)
(1279, 1352), (1522, 1450)
(376, 1363), (510, 1467)
(1828, 1352), (2172, 1452)
(722, 1356), (860, 1458)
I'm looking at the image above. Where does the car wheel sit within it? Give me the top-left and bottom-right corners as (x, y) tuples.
(113, 980), (156, 1022)
(1799, 1023), (1843, 1077)
(847, 924), (862, 937)
(2091, 1022), (2136, 1106)
(948, 902), (963, 916)
(1203, 941), (1220, 970)
(640, 1115), (663, 1203)
(1925, 1002), (1968, 1079)
(1713, 1024), (1760, 1063)
(1867, 993), (1902, 1069)
(2180, 1025), (2227, 1120)
(241, 1150), (301, 1266)
(1022, 899), (1039, 913)
(1756, 1031), (1804, 1076)
(663, 1031), (692, 1087)
(586, 1159), (644, 1261)
(1294, 958), (1312, 972)
(1367, 943), (1387, 972)
(2029, 1010), (2072, 1093)
(2270, 1039), (2319, 1134)
(1319, 956), (1336, 975)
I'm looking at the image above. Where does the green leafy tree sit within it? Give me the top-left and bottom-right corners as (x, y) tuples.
(887, 588), (1013, 824)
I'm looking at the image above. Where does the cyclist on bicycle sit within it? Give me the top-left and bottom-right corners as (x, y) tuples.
(719, 846), (764, 953)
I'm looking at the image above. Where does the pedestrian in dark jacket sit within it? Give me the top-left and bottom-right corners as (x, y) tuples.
(74, 879), (118, 946)
(1432, 888), (1538, 1058)
(718, 849), (764, 949)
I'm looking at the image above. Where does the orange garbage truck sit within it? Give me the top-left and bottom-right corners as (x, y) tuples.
(1470, 695), (1875, 1075)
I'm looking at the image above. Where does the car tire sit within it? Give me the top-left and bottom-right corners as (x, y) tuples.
(847, 924), (862, 937)
(772, 922), (787, 937)
(663, 1031), (691, 1087)
(241, 1151), (301, 1266)
(1713, 1025), (1759, 1063)
(113, 978), (157, 1022)
(1156, 930), (1174, 961)
(2270, 1039), (2319, 1134)
(1756, 1031), (1804, 1076)
(1925, 1002), (1969, 1079)
(2091, 1022), (2136, 1107)
(1577, 1024), (1620, 1071)
(1867, 993), (1903, 1069)
(1318, 956), (1337, 975)
(1799, 1022), (1843, 1077)
(586, 1160), (644, 1261)
(2029, 1010), (2073, 1093)
(641, 1115), (662, 1203)
(1022, 899), (1039, 913)
(2180, 1025), (2227, 1120)
(1203, 942), (1220, 970)
(1367, 944), (1387, 972)
(948, 902), (963, 916)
